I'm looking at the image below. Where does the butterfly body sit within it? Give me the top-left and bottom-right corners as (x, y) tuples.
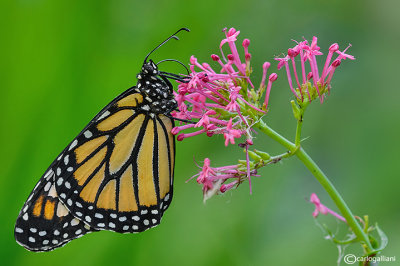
(15, 47), (183, 251)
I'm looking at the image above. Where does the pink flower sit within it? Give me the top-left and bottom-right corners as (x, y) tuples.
(223, 118), (242, 146)
(191, 158), (259, 200)
(310, 193), (346, 222)
(276, 37), (355, 103)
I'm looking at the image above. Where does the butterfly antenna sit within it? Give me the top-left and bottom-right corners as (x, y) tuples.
(144, 28), (190, 64)
(156, 59), (190, 75)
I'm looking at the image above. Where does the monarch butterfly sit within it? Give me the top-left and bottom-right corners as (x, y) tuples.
(14, 28), (190, 252)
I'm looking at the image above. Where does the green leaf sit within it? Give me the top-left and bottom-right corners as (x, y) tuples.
(375, 224), (388, 251)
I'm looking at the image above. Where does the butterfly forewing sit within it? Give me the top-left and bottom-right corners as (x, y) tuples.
(53, 90), (175, 232)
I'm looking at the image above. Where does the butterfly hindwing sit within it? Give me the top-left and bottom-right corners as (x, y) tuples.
(14, 164), (95, 252)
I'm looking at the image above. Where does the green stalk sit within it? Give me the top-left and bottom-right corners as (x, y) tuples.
(255, 120), (374, 253)
(295, 118), (303, 147)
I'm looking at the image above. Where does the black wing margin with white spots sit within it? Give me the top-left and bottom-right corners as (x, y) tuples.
(14, 166), (96, 252)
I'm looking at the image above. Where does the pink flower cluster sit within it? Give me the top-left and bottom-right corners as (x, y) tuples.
(171, 27), (277, 197)
(171, 27), (277, 147)
(190, 158), (259, 200)
(276, 37), (355, 103)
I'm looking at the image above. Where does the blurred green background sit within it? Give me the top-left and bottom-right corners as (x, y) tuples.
(1, 0), (399, 265)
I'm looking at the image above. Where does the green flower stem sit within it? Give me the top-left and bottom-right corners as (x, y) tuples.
(295, 117), (303, 147)
(255, 119), (374, 254)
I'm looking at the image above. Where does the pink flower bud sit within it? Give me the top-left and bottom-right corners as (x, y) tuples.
(242, 38), (250, 48)
(227, 54), (234, 61)
(177, 134), (185, 141)
(329, 43), (339, 52)
(288, 48), (298, 57)
(307, 72), (313, 80)
(245, 53), (251, 61)
(246, 139), (253, 145)
(332, 59), (341, 67)
(202, 63), (210, 69)
(269, 73), (278, 82)
(220, 180), (238, 193)
(190, 55), (197, 65)
(171, 127), (180, 135)
(205, 110), (217, 115)
(228, 27), (236, 36)
(211, 54), (220, 61)
(263, 61), (271, 71)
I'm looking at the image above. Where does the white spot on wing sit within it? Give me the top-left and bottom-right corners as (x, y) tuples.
(57, 202), (69, 217)
(48, 184), (57, 197)
(71, 218), (79, 226)
(84, 130), (92, 138)
(44, 170), (54, 180)
(164, 194), (170, 201)
(141, 105), (150, 111)
(97, 110), (110, 121)
(69, 139), (78, 151)
(44, 182), (51, 192)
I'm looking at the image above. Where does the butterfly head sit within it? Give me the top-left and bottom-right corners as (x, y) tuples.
(140, 59), (159, 78)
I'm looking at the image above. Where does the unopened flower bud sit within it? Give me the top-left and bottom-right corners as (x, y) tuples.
(242, 38), (250, 48)
(211, 54), (220, 61)
(332, 59), (341, 67)
(329, 43), (339, 52)
(288, 48), (298, 57)
(269, 73), (278, 82)
(190, 55), (197, 64)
